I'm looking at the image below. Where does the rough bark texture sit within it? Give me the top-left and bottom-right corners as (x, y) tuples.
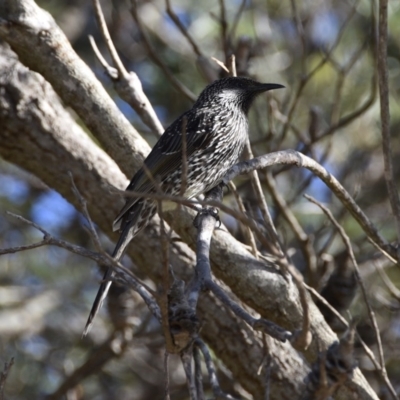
(0, 0), (149, 174)
(0, 1), (379, 398)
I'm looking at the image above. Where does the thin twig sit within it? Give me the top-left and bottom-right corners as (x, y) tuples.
(193, 346), (205, 400)
(368, 237), (397, 264)
(164, 351), (171, 400)
(228, 0), (247, 43)
(180, 117), (188, 198)
(290, 0), (306, 74)
(218, 0), (229, 62)
(264, 171), (317, 284)
(286, 263), (312, 350)
(228, 181), (258, 258)
(374, 260), (400, 302)
(88, 35), (114, 74)
(263, 354), (272, 400)
(69, 172), (103, 253)
(131, 0), (196, 102)
(0, 358), (14, 400)
(92, 0), (128, 78)
(211, 56), (230, 73)
(165, 0), (202, 57)
(280, 0), (360, 140)
(4, 212), (161, 321)
(195, 339), (240, 400)
(306, 284), (385, 379)
(181, 349), (197, 400)
(329, 39), (369, 126)
(90, 7), (165, 136)
(0, 237), (51, 255)
(377, 0), (400, 253)
(244, 138), (282, 254)
(158, 199), (178, 353)
(228, 54), (236, 77)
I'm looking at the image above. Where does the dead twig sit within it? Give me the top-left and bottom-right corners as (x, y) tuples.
(131, 0), (196, 102)
(195, 339), (240, 400)
(181, 348), (197, 400)
(0, 358), (14, 400)
(193, 346), (204, 400)
(91, 0), (164, 136)
(3, 212), (160, 321)
(92, 0), (127, 78)
(165, 0), (202, 57)
(164, 351), (171, 400)
(264, 170), (318, 285)
(228, 181), (258, 258)
(377, 0), (400, 254)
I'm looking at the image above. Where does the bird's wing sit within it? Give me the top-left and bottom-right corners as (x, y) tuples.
(113, 110), (214, 230)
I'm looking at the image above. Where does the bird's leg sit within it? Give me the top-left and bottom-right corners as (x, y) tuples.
(193, 207), (220, 228)
(193, 183), (225, 228)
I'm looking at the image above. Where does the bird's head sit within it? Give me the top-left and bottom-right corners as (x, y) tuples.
(195, 76), (284, 114)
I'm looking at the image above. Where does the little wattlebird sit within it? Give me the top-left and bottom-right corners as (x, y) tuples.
(83, 76), (284, 335)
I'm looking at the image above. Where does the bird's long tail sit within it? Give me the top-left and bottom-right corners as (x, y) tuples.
(82, 226), (135, 337)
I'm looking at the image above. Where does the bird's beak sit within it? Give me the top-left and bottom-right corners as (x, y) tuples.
(257, 83), (285, 92)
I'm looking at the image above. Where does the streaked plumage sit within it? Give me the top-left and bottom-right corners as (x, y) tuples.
(83, 77), (284, 335)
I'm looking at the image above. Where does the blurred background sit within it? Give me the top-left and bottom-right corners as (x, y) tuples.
(1, 0), (400, 398)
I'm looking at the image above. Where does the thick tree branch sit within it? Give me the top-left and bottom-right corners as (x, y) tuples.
(0, 0), (149, 176)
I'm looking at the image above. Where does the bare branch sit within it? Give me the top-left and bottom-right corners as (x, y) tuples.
(181, 349), (197, 400)
(92, 0), (128, 78)
(91, 0), (164, 136)
(243, 140), (282, 255)
(377, 0), (400, 251)
(374, 260), (400, 302)
(223, 150), (395, 259)
(218, 0), (229, 62)
(193, 346), (204, 400)
(131, 0), (196, 102)
(264, 171), (317, 284)
(165, 0), (202, 57)
(211, 56), (230, 73)
(195, 339), (240, 400)
(228, 0), (247, 44)
(164, 351), (171, 400)
(0, 358), (14, 400)
(4, 212), (161, 324)
(228, 181), (258, 258)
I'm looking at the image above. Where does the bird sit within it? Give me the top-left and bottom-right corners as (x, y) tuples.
(83, 76), (284, 336)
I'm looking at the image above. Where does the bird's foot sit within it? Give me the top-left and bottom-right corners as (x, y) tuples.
(193, 207), (221, 228)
